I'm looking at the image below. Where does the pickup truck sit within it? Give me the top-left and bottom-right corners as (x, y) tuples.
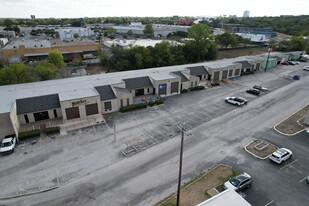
(225, 97), (247, 106)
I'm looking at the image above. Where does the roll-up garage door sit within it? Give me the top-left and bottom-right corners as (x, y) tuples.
(213, 71), (220, 81)
(229, 69), (233, 77)
(85, 103), (99, 116)
(65, 107), (80, 120)
(222, 70), (228, 79)
(235, 69), (241, 76)
(171, 82), (179, 93)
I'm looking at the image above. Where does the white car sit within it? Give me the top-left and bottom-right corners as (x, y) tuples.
(303, 66), (309, 71)
(225, 97), (246, 106)
(269, 148), (292, 164)
(0, 135), (16, 155)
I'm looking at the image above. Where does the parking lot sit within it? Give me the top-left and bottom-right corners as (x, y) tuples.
(0, 63), (309, 205)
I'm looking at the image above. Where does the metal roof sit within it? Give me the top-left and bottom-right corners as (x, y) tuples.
(171, 71), (189, 82)
(187, 66), (209, 75)
(123, 76), (153, 90)
(94, 85), (117, 101)
(235, 61), (253, 69)
(59, 88), (99, 101)
(16, 94), (60, 115)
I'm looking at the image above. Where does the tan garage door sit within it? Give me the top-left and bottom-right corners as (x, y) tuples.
(213, 71), (220, 81)
(171, 82), (179, 93)
(235, 69), (241, 76)
(222, 70), (228, 79)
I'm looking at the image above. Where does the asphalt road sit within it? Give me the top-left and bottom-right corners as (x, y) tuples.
(1, 63), (309, 206)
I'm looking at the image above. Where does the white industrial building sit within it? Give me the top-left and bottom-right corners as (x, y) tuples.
(55, 28), (94, 39)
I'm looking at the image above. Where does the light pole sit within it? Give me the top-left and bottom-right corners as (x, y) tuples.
(264, 46), (272, 72)
(175, 122), (190, 206)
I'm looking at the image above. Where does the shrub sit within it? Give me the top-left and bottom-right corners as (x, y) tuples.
(18, 129), (40, 141)
(189, 85), (205, 91)
(148, 101), (155, 107)
(211, 82), (220, 86)
(155, 99), (164, 105)
(181, 89), (188, 93)
(45, 127), (60, 135)
(120, 103), (148, 112)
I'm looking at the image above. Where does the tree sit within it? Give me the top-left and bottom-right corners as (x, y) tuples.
(127, 30), (134, 36)
(34, 61), (57, 80)
(290, 36), (305, 51)
(72, 58), (83, 66)
(216, 32), (237, 49)
(144, 24), (154, 37)
(187, 24), (214, 61)
(73, 33), (80, 38)
(3, 19), (14, 28)
(0, 63), (34, 85)
(48, 50), (65, 68)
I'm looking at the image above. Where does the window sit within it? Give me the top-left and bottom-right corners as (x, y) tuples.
(104, 101), (112, 111)
(53, 109), (58, 118)
(195, 81), (198, 86)
(147, 88), (150, 93)
(127, 98), (129, 105)
(191, 82), (193, 87)
(24, 114), (29, 123)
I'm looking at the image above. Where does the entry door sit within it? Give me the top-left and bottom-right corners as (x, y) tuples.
(33, 111), (50, 122)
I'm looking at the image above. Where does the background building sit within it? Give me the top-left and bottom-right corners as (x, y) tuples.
(243, 10), (250, 17)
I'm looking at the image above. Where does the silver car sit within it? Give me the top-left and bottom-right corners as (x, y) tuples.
(224, 173), (252, 191)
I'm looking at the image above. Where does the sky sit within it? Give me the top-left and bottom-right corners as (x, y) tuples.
(0, 0), (308, 18)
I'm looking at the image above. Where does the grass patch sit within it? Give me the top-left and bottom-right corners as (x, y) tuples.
(189, 86), (205, 91)
(217, 47), (267, 59)
(156, 164), (238, 206)
(45, 127), (60, 135)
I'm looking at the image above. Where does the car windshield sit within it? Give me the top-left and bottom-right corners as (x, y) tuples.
(235, 98), (243, 102)
(229, 178), (240, 187)
(272, 154), (280, 159)
(1, 142), (12, 147)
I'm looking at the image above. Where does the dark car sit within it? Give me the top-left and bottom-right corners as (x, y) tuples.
(298, 59), (307, 62)
(246, 89), (260, 95)
(288, 61), (296, 65)
(281, 62), (289, 65)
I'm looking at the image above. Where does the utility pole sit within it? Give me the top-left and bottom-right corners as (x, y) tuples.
(176, 128), (184, 206)
(113, 121), (117, 146)
(264, 46), (272, 72)
(175, 122), (190, 206)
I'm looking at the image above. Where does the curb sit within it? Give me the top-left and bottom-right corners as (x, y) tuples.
(0, 186), (59, 200)
(244, 139), (278, 160)
(273, 103), (309, 136)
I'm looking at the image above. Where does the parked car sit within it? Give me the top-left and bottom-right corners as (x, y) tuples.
(298, 59), (307, 62)
(303, 66), (309, 71)
(224, 173), (252, 191)
(281, 62), (289, 65)
(246, 89), (260, 96)
(225, 97), (245, 106)
(288, 61), (296, 65)
(292, 75), (300, 80)
(253, 85), (269, 91)
(269, 148), (292, 164)
(0, 135), (17, 155)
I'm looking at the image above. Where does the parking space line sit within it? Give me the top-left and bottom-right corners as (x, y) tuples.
(280, 159), (298, 170)
(264, 200), (274, 206)
(299, 177), (307, 183)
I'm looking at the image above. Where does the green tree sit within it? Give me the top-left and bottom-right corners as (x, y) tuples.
(72, 58), (83, 66)
(290, 36), (305, 51)
(144, 24), (154, 37)
(216, 32), (237, 49)
(187, 24), (214, 61)
(34, 61), (57, 80)
(0, 63), (34, 85)
(127, 30), (134, 36)
(48, 50), (65, 68)
(3, 19), (14, 28)
(73, 33), (80, 38)
(98, 49), (108, 66)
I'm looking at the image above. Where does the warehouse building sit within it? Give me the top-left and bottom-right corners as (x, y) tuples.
(0, 52), (294, 138)
(2, 39), (100, 62)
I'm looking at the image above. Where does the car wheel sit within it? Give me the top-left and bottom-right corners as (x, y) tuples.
(12, 148), (14, 153)
(247, 184), (252, 188)
(225, 100), (228, 103)
(236, 103), (240, 107)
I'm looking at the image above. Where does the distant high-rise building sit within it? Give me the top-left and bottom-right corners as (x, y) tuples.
(243, 10), (250, 17)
